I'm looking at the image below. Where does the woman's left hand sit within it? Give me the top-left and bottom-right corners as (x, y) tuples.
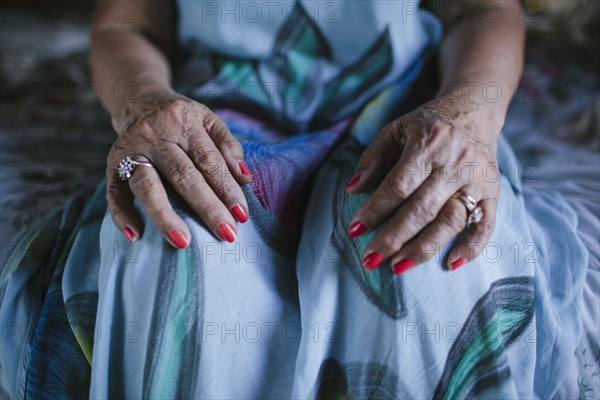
(346, 95), (502, 274)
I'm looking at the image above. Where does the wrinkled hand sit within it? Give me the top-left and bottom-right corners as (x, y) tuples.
(346, 96), (501, 273)
(106, 91), (253, 249)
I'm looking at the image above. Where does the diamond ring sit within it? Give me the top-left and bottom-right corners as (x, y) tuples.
(452, 192), (483, 225)
(116, 156), (154, 181)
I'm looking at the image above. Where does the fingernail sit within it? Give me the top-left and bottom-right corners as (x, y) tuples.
(345, 172), (361, 190)
(363, 252), (384, 270)
(239, 161), (253, 177)
(450, 257), (466, 270)
(348, 221), (367, 238)
(230, 204), (249, 223)
(121, 226), (136, 242)
(168, 229), (188, 249)
(217, 223), (237, 243)
(393, 258), (416, 275)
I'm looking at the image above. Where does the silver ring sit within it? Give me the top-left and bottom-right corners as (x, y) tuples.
(452, 192), (483, 225)
(116, 156), (154, 181)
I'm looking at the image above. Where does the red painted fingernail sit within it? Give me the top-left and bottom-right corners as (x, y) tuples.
(393, 258), (416, 275)
(450, 257), (466, 270)
(121, 226), (136, 242)
(168, 229), (188, 249)
(345, 173), (361, 190)
(217, 223), (237, 243)
(363, 252), (384, 270)
(239, 161), (253, 177)
(348, 221), (367, 238)
(230, 204), (249, 223)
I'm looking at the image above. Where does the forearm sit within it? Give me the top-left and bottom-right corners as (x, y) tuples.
(436, 0), (525, 132)
(89, 0), (177, 135)
(90, 29), (174, 134)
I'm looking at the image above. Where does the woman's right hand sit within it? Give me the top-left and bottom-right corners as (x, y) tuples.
(106, 90), (253, 249)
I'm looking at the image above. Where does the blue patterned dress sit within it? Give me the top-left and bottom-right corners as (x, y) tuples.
(0, 1), (589, 398)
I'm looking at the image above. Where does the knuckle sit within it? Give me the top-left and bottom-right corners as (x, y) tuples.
(385, 177), (409, 199)
(363, 198), (387, 219)
(209, 180), (230, 200)
(105, 193), (122, 216)
(476, 219), (495, 237)
(221, 136), (242, 153)
(148, 208), (171, 225)
(379, 229), (403, 250)
(124, 119), (154, 141)
(192, 148), (223, 170)
(136, 119), (153, 134)
(412, 198), (437, 221)
(161, 98), (186, 118)
(169, 166), (200, 190)
(205, 113), (229, 136)
(129, 173), (159, 197)
(439, 202), (466, 229)
(197, 202), (222, 221)
(357, 148), (376, 170)
(456, 147), (475, 164)
(426, 122), (447, 144)
(105, 179), (121, 199)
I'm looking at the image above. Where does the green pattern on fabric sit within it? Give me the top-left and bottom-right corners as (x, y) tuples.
(434, 277), (534, 399)
(147, 245), (196, 399)
(329, 140), (407, 319)
(67, 292), (99, 364)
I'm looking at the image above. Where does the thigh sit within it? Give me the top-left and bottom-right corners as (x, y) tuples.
(91, 184), (300, 399)
(293, 136), (587, 399)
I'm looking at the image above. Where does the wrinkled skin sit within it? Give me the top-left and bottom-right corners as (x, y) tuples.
(93, 0), (524, 273)
(106, 91), (251, 247)
(347, 94), (501, 271)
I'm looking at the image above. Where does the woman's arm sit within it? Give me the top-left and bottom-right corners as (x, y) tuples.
(434, 0), (525, 132)
(91, 1), (251, 248)
(90, 0), (176, 134)
(346, 0), (526, 273)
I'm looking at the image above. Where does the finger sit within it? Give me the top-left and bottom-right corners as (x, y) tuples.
(389, 198), (468, 275)
(446, 197), (498, 270)
(345, 120), (407, 194)
(361, 174), (462, 270)
(106, 166), (143, 243)
(187, 134), (249, 223)
(126, 157), (192, 249)
(347, 152), (431, 239)
(202, 112), (253, 183)
(151, 144), (239, 242)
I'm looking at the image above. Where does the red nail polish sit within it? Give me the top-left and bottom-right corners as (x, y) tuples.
(348, 221), (367, 238)
(239, 161), (253, 177)
(168, 230), (188, 249)
(450, 257), (466, 270)
(217, 223), (237, 243)
(230, 204), (249, 223)
(345, 173), (361, 190)
(393, 258), (416, 275)
(122, 226), (136, 242)
(363, 252), (384, 270)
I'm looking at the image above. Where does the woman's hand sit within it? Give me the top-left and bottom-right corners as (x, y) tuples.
(106, 90), (253, 249)
(346, 95), (502, 273)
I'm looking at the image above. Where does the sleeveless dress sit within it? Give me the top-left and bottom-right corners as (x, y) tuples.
(0, 1), (589, 398)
